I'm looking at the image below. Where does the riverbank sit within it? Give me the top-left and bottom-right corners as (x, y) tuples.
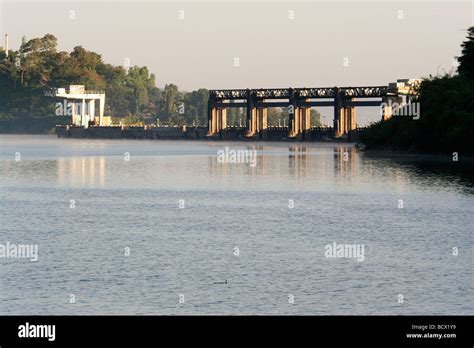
(0, 118), (67, 134)
(360, 149), (474, 165)
(54, 125), (362, 142)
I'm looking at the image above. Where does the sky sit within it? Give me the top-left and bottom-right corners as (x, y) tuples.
(1, 0), (473, 124)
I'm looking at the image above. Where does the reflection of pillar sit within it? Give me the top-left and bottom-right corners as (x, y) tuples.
(81, 157), (86, 186)
(89, 157), (95, 186)
(71, 157), (77, 186)
(334, 146), (357, 175)
(99, 157), (105, 187)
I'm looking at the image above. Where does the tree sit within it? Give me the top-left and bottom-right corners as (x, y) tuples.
(161, 84), (179, 123)
(361, 26), (474, 153)
(0, 34), (212, 130)
(458, 26), (474, 80)
(310, 109), (322, 126)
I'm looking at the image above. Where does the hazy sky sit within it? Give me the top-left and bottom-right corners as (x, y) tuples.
(1, 0), (473, 124)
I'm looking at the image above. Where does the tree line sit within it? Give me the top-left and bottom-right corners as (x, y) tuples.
(0, 33), (322, 130)
(0, 34), (209, 127)
(360, 27), (474, 154)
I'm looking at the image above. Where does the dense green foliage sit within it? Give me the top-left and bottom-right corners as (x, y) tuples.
(360, 27), (474, 154)
(458, 27), (474, 80)
(0, 34), (209, 131)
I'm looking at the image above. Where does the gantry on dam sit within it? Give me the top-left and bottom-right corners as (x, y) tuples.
(207, 79), (419, 140)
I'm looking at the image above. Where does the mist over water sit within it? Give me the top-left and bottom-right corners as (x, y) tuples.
(0, 135), (472, 315)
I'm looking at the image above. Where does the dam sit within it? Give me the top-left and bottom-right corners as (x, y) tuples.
(53, 79), (420, 141)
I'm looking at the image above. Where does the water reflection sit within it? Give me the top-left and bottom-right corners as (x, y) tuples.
(0, 136), (472, 195)
(288, 145), (311, 178)
(57, 157), (106, 187)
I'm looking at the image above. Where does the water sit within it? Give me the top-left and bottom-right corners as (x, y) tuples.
(0, 135), (472, 315)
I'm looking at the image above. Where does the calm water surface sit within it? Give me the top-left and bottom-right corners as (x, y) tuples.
(0, 135), (472, 315)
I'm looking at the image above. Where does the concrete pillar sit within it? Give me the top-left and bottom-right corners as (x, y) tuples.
(288, 88), (296, 137)
(333, 87), (342, 137)
(207, 101), (214, 136)
(304, 107), (311, 131)
(256, 107), (268, 132)
(334, 108), (345, 137)
(215, 108), (226, 131)
(211, 108), (217, 134)
(89, 100), (95, 126)
(381, 101), (392, 121)
(342, 107), (348, 134)
(381, 96), (404, 121)
(245, 108), (257, 136)
(336, 102), (357, 136)
(294, 107), (300, 134)
(298, 100), (311, 132)
(220, 108), (227, 129)
(207, 98), (220, 136)
(99, 95), (105, 126)
(70, 100), (76, 126)
(335, 93), (356, 137)
(81, 98), (86, 128)
(348, 106), (356, 131)
(288, 107), (295, 136)
(262, 108), (268, 129)
(246, 91), (257, 137)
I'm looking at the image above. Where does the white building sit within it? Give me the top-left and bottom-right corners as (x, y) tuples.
(45, 85), (106, 128)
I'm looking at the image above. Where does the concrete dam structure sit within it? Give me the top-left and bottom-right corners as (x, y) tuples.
(54, 79), (420, 141)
